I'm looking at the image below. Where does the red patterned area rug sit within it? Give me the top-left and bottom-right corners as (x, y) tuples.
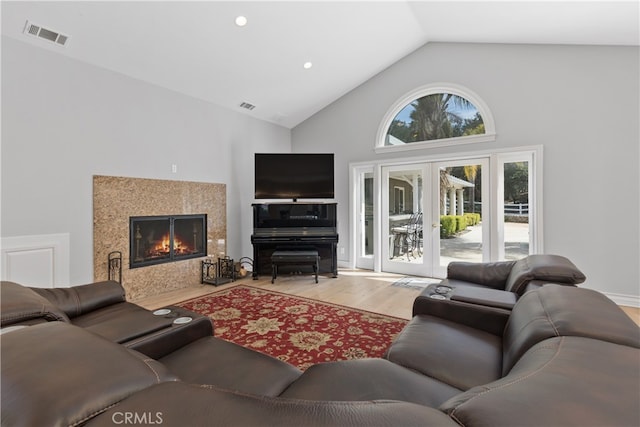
(176, 285), (408, 370)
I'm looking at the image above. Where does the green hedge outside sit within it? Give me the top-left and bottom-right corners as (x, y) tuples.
(464, 213), (481, 226)
(440, 216), (457, 238)
(440, 213), (481, 238)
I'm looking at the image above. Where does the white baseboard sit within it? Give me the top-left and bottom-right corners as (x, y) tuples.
(337, 260), (352, 269)
(603, 292), (640, 308)
(1, 233), (70, 288)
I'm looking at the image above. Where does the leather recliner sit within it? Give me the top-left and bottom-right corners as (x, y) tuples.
(281, 285), (640, 426)
(0, 280), (213, 358)
(411, 254), (586, 320)
(439, 254), (586, 296)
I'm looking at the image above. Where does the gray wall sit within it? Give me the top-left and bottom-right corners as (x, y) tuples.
(292, 42), (640, 299)
(4, 37), (638, 300)
(1, 37), (291, 285)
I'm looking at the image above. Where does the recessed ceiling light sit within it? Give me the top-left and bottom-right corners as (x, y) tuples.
(303, 62), (313, 69)
(235, 16), (248, 27)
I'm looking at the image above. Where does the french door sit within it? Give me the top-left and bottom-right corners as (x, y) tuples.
(430, 158), (489, 277)
(378, 158), (488, 277)
(381, 163), (429, 276)
(352, 148), (539, 277)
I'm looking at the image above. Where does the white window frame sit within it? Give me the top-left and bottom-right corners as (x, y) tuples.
(492, 151), (542, 260)
(352, 165), (375, 270)
(375, 83), (497, 154)
(348, 145), (542, 272)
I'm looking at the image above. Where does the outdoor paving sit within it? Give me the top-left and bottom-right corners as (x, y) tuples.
(441, 222), (529, 263)
(391, 222), (529, 264)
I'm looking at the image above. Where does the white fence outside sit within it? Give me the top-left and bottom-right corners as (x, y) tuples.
(462, 202), (529, 216)
(504, 203), (528, 216)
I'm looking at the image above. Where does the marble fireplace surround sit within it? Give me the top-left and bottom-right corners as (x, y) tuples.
(93, 175), (226, 301)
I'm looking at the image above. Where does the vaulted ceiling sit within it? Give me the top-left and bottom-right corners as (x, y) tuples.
(2, 1), (638, 128)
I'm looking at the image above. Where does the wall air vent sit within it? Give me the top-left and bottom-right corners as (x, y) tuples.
(23, 20), (69, 46)
(240, 102), (256, 111)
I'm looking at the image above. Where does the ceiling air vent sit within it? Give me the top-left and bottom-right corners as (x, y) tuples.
(240, 102), (256, 111)
(23, 20), (69, 46)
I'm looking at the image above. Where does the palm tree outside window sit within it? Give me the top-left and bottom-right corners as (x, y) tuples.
(386, 93), (485, 146)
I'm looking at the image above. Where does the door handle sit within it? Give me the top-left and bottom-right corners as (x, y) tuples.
(432, 223), (440, 228)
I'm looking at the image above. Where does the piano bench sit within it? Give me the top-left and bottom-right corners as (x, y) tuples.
(271, 250), (319, 284)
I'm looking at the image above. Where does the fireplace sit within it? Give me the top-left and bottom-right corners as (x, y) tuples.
(129, 214), (207, 268)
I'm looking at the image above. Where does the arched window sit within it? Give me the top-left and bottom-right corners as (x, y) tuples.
(376, 83), (496, 153)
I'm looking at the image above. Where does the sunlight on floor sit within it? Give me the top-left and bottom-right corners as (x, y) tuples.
(338, 269), (443, 284)
(337, 269), (402, 283)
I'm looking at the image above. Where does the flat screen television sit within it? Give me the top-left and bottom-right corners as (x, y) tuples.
(255, 153), (334, 200)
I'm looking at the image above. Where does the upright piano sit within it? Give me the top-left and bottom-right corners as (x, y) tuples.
(251, 202), (338, 279)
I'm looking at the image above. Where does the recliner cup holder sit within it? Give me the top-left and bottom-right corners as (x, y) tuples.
(435, 285), (452, 294)
(173, 317), (193, 325)
(425, 283), (453, 300)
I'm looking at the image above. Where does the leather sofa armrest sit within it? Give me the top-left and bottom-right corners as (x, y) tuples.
(125, 308), (214, 359)
(413, 286), (510, 336)
(450, 286), (517, 310)
(31, 280), (126, 318)
(447, 260), (516, 290)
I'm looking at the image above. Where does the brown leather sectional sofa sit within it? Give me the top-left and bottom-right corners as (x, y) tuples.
(0, 280), (214, 358)
(2, 271), (639, 426)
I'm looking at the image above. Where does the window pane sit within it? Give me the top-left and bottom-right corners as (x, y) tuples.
(386, 93), (484, 145)
(388, 169), (423, 263)
(504, 161), (530, 260)
(439, 164), (483, 264)
(363, 172), (374, 256)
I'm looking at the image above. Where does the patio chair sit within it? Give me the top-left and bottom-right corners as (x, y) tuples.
(391, 212), (423, 261)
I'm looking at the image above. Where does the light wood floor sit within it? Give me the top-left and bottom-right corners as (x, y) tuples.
(133, 270), (421, 319)
(620, 305), (640, 325)
(133, 269), (640, 325)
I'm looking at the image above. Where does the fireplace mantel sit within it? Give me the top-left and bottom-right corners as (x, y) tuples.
(93, 176), (225, 300)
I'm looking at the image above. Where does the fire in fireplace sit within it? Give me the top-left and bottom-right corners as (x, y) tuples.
(129, 214), (207, 268)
